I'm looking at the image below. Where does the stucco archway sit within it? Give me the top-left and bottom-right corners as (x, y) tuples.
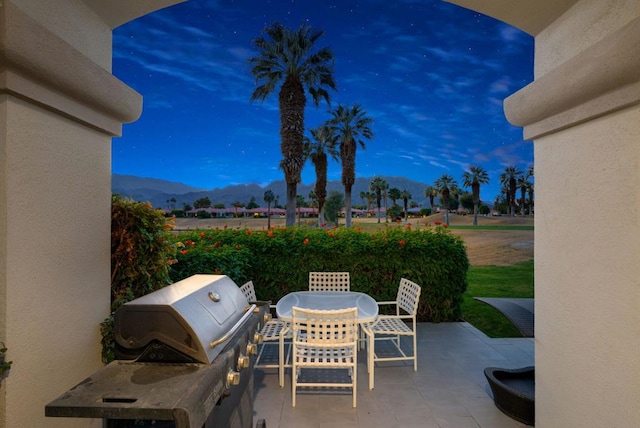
(1, 1), (638, 427)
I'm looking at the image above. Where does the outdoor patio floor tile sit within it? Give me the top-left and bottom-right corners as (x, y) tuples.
(253, 322), (534, 428)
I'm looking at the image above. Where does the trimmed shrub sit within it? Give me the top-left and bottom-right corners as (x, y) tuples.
(170, 224), (469, 322)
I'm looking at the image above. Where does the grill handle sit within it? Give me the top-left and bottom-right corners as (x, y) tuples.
(209, 304), (257, 349)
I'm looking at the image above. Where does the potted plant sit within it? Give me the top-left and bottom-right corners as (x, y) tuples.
(0, 343), (12, 380)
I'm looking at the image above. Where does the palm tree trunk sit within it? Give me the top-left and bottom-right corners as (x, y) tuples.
(384, 191), (388, 223)
(286, 185), (296, 226)
(344, 187), (352, 228)
(267, 203), (271, 229)
(473, 203), (479, 226)
(443, 195), (450, 225)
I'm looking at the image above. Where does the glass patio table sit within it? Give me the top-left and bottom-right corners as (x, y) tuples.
(275, 291), (379, 387)
(275, 291), (379, 323)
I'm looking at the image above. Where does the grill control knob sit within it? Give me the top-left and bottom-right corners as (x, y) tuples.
(263, 313), (273, 323)
(246, 342), (258, 356)
(254, 332), (264, 344)
(226, 369), (240, 388)
(237, 354), (250, 370)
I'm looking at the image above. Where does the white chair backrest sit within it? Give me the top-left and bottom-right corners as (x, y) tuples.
(292, 306), (358, 346)
(240, 280), (256, 302)
(397, 278), (421, 315)
(308, 272), (350, 292)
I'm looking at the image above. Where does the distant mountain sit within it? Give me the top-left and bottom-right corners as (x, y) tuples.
(112, 174), (438, 210)
(112, 175), (205, 196)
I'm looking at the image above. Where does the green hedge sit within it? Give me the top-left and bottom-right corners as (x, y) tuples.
(170, 225), (469, 322)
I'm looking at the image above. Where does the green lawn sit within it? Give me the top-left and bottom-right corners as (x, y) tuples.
(461, 260), (534, 337)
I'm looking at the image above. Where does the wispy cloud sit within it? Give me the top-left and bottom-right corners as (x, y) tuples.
(112, 0), (533, 200)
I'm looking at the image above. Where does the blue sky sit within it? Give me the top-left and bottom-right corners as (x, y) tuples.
(112, 0), (534, 202)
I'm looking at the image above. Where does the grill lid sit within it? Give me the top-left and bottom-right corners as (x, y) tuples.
(114, 274), (250, 364)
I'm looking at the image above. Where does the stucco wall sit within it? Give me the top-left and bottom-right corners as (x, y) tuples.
(535, 0), (638, 76)
(530, 2), (640, 424)
(14, 0), (113, 69)
(1, 0), (639, 426)
(535, 106), (640, 426)
(2, 97), (110, 428)
(0, 1), (176, 426)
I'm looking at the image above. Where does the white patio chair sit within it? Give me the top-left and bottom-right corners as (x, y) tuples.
(291, 306), (358, 407)
(239, 281), (291, 376)
(308, 271), (350, 292)
(362, 278), (421, 390)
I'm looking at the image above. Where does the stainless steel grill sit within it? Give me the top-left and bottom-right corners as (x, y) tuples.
(46, 275), (269, 428)
(114, 274), (254, 364)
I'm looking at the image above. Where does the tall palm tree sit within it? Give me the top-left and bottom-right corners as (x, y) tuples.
(462, 165), (490, 226)
(308, 190), (318, 216)
(434, 174), (457, 225)
(500, 166), (523, 217)
(231, 201), (244, 218)
(517, 173), (533, 217)
(383, 180), (390, 222)
(367, 191), (376, 212)
(328, 104), (374, 228)
(303, 126), (338, 225)
(424, 185), (437, 211)
(263, 190), (275, 229)
(359, 191), (368, 210)
(400, 189), (412, 222)
(388, 188), (401, 207)
(249, 22), (336, 226)
(359, 190), (375, 212)
(370, 177), (387, 224)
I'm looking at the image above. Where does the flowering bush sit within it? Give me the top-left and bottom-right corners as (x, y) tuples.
(102, 194), (177, 363)
(170, 225), (469, 322)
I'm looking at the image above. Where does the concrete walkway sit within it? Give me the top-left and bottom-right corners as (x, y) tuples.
(253, 322), (534, 428)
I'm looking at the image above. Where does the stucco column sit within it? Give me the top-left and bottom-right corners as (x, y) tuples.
(0, 1), (182, 427)
(448, 0), (640, 426)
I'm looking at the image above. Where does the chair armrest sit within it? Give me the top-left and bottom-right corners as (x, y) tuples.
(376, 301), (397, 307)
(376, 314), (414, 320)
